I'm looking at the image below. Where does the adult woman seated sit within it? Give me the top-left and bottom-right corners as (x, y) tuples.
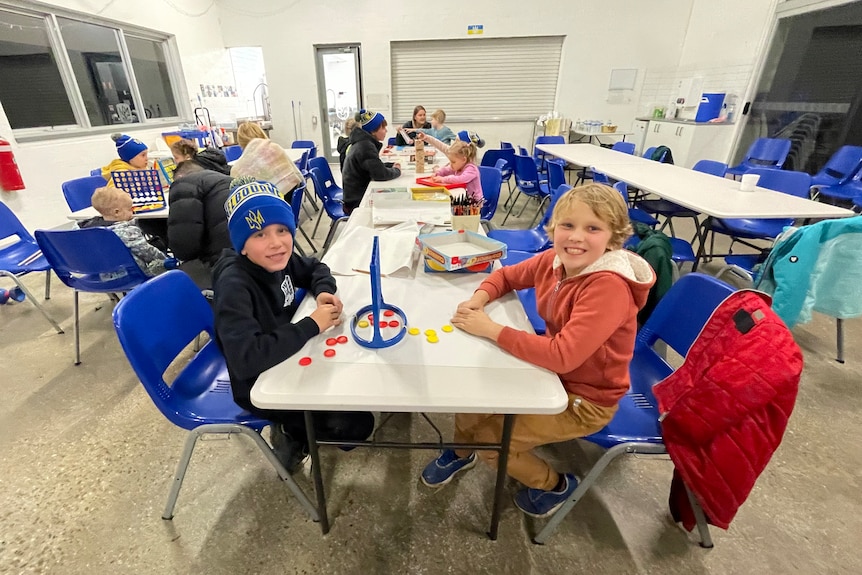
(395, 105), (431, 146)
(170, 139), (230, 175)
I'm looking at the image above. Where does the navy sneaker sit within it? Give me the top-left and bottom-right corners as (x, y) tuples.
(420, 449), (477, 488)
(513, 473), (578, 518)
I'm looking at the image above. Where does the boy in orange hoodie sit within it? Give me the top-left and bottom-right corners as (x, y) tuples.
(420, 184), (656, 517)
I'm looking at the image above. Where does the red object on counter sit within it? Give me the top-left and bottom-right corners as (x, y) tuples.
(0, 138), (25, 191)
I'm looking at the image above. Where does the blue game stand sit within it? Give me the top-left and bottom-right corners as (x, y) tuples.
(350, 236), (408, 349)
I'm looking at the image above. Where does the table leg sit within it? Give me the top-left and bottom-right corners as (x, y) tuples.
(487, 414), (515, 540)
(304, 411), (330, 534)
(692, 216), (711, 272)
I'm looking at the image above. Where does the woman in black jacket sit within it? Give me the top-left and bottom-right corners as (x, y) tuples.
(341, 109), (402, 214)
(395, 105), (431, 145)
(166, 162), (234, 288)
(170, 138), (231, 175)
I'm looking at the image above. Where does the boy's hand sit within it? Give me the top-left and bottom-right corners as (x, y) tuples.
(310, 303), (342, 332)
(392, 162), (402, 171)
(451, 308), (503, 342)
(457, 290), (489, 312)
(316, 292), (343, 314)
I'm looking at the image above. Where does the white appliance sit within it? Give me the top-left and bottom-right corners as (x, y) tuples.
(631, 119), (650, 156)
(676, 76), (705, 120)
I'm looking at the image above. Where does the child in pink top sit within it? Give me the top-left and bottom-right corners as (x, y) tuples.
(416, 132), (483, 202)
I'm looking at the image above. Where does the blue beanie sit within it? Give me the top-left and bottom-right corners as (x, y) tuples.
(224, 179), (296, 252)
(357, 109), (385, 133)
(112, 133), (148, 162)
(457, 130), (485, 148)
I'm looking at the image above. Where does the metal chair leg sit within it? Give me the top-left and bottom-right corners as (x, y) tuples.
(684, 482), (714, 548)
(836, 318), (844, 363)
(322, 217), (349, 253)
(0, 270), (64, 334)
(74, 290), (81, 365)
(45, 272), (51, 300)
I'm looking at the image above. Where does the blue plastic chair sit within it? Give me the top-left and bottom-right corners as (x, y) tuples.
(287, 183), (318, 256)
(62, 175), (107, 212)
(89, 168), (102, 177)
(726, 138), (792, 178)
(501, 154), (552, 226)
(533, 135), (565, 173)
(0, 202), (63, 333)
(480, 148), (516, 198)
(499, 249), (546, 335)
(111, 270), (319, 522)
(291, 140), (317, 159)
(706, 168), (812, 258)
(35, 227), (152, 364)
(478, 165), (503, 222)
(488, 184), (570, 252)
(308, 167), (348, 252)
(387, 137), (397, 147)
(636, 159), (728, 244)
(308, 157), (343, 202)
(642, 146), (657, 159)
(532, 272), (734, 545)
(810, 146), (862, 190)
(222, 145), (243, 162)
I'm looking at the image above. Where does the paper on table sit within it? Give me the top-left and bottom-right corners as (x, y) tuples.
(322, 221), (420, 276)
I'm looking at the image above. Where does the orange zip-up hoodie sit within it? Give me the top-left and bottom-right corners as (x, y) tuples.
(478, 248), (655, 407)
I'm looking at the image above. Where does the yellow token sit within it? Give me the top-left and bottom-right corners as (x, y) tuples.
(424, 329), (437, 337)
(408, 327), (420, 336)
(358, 320), (369, 328)
(426, 336), (439, 343)
(441, 325), (454, 333)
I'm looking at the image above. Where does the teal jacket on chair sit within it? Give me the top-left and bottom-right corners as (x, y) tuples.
(755, 216), (862, 328)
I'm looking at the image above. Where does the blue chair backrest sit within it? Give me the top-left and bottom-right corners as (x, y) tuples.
(591, 168), (610, 184)
(0, 201), (35, 245)
(478, 165), (502, 220)
(90, 168), (102, 177)
(291, 140), (317, 159)
(308, 156), (334, 182)
(62, 175), (108, 212)
(112, 270), (220, 428)
(223, 145), (242, 162)
(289, 185), (305, 229)
(612, 181), (630, 205)
(500, 141), (514, 150)
(534, 135), (565, 160)
(480, 149), (515, 179)
(815, 145), (862, 184)
(537, 184), (572, 228)
(746, 168), (811, 198)
(387, 137), (397, 146)
(637, 272), (736, 362)
(642, 146), (656, 159)
(35, 228), (149, 292)
(611, 141), (636, 155)
(309, 166), (340, 204)
(692, 159), (728, 177)
(295, 150), (309, 173)
(547, 161), (566, 193)
(513, 153), (545, 195)
(743, 138), (792, 168)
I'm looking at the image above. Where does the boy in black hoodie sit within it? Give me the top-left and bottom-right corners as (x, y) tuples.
(341, 109), (401, 214)
(213, 178), (374, 472)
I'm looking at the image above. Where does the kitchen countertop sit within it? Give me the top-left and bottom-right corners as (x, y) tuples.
(636, 116), (734, 126)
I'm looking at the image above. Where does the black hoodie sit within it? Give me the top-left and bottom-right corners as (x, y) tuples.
(212, 249), (337, 411)
(341, 128), (401, 211)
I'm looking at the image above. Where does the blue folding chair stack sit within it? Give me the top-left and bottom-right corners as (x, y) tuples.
(809, 145), (862, 202)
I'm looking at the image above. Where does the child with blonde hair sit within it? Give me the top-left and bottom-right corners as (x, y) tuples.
(424, 109), (456, 144)
(416, 130), (484, 202)
(77, 187), (173, 277)
(419, 183), (655, 518)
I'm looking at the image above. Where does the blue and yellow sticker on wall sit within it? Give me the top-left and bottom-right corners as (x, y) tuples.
(467, 24), (483, 35)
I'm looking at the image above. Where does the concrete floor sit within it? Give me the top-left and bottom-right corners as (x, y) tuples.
(1, 183), (861, 575)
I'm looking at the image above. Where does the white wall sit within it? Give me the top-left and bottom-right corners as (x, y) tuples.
(0, 0), (777, 231)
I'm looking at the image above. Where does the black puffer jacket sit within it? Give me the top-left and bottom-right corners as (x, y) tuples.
(167, 170), (233, 265)
(341, 128), (401, 211)
(194, 148), (231, 175)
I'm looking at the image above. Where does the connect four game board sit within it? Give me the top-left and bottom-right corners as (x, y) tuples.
(111, 169), (166, 213)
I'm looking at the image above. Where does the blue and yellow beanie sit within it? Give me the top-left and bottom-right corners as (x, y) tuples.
(112, 133), (148, 162)
(356, 109), (385, 133)
(224, 178), (296, 252)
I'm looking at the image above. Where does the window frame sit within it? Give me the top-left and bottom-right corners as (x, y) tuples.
(0, 1), (188, 142)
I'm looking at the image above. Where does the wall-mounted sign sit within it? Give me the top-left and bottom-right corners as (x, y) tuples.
(467, 25), (483, 35)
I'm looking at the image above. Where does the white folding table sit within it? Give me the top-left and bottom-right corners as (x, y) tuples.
(252, 186), (568, 539)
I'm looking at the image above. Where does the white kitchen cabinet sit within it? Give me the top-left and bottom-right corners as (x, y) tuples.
(643, 120), (735, 168)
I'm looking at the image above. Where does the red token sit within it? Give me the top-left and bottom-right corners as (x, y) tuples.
(383, 310), (395, 317)
(325, 337), (338, 346)
(388, 320), (400, 328)
(298, 357), (312, 366)
(367, 314), (374, 321)
(323, 349), (336, 358)
(336, 335), (349, 344)
(379, 321), (389, 328)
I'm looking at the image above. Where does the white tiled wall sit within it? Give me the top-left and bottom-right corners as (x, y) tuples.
(637, 62), (754, 116)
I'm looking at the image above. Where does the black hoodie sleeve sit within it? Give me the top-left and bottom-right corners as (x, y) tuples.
(287, 253), (338, 297)
(360, 145), (401, 182)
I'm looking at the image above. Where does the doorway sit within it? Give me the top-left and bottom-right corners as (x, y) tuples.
(314, 44), (363, 161)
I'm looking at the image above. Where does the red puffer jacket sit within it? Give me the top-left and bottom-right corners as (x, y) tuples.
(653, 290), (803, 530)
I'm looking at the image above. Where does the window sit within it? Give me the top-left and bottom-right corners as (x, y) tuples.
(0, 4), (182, 136)
(391, 36), (564, 123)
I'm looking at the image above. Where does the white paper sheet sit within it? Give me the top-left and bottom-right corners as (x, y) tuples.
(322, 221), (420, 276)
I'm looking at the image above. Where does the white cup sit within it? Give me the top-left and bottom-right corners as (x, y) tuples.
(740, 174), (760, 192)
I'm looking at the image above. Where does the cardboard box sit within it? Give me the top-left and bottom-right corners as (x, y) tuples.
(418, 230), (507, 273)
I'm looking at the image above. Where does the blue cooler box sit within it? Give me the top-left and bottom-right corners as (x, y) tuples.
(695, 93), (726, 122)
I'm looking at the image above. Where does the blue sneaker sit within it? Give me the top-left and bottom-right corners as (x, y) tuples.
(420, 449), (477, 488)
(514, 473), (578, 518)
